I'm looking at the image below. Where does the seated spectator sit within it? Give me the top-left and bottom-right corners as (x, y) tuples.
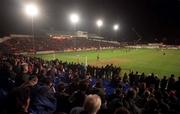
(55, 83), (70, 113)
(30, 78), (57, 114)
(70, 80), (88, 108)
(70, 94), (101, 114)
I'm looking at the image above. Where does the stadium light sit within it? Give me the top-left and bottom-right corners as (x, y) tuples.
(25, 3), (39, 54)
(25, 3), (38, 17)
(113, 24), (119, 31)
(96, 19), (103, 50)
(70, 13), (79, 24)
(69, 13), (79, 49)
(96, 19), (103, 28)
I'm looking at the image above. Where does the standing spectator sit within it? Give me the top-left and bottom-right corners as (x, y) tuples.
(175, 77), (180, 98)
(167, 74), (175, 91)
(160, 76), (168, 91)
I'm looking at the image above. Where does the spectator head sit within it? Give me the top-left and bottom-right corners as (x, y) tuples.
(144, 89), (151, 99)
(140, 82), (146, 90)
(6, 62), (13, 71)
(83, 94), (101, 114)
(41, 77), (53, 88)
(32, 67), (39, 75)
(115, 88), (122, 96)
(21, 63), (29, 73)
(163, 76), (167, 80)
(170, 74), (174, 78)
(95, 79), (103, 88)
(114, 107), (130, 114)
(57, 83), (65, 92)
(79, 80), (88, 92)
(29, 75), (38, 86)
(127, 88), (137, 99)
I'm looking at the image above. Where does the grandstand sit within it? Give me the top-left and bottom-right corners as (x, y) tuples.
(0, 33), (121, 53)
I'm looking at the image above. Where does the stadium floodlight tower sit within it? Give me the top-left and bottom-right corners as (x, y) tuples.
(96, 19), (103, 52)
(113, 24), (119, 40)
(25, 3), (39, 53)
(69, 13), (79, 49)
(96, 19), (103, 35)
(70, 13), (79, 31)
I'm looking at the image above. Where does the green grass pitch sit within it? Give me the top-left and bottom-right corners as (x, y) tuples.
(35, 48), (180, 77)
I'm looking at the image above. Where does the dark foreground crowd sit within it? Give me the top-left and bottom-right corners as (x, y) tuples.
(0, 54), (180, 114)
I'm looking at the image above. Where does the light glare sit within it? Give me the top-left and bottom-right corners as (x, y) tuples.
(96, 19), (103, 27)
(25, 4), (38, 17)
(113, 24), (119, 31)
(70, 13), (79, 24)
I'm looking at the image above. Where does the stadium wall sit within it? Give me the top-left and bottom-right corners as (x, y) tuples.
(15, 44), (180, 55)
(126, 44), (180, 49)
(16, 47), (118, 55)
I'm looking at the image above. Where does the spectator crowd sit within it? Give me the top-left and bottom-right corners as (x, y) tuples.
(0, 54), (180, 114)
(1, 37), (120, 53)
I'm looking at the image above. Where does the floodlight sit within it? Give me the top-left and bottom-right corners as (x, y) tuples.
(70, 13), (79, 24)
(113, 24), (119, 31)
(25, 3), (38, 17)
(96, 19), (103, 27)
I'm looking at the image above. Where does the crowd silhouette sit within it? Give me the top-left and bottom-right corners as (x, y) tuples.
(0, 54), (180, 114)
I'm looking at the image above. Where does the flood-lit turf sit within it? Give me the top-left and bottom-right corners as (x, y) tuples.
(35, 48), (180, 77)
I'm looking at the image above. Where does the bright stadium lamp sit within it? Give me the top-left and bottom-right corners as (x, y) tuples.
(113, 24), (119, 41)
(70, 13), (79, 24)
(113, 24), (119, 31)
(96, 19), (103, 28)
(25, 3), (38, 17)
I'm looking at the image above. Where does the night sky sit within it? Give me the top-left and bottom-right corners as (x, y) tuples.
(1, 0), (180, 43)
